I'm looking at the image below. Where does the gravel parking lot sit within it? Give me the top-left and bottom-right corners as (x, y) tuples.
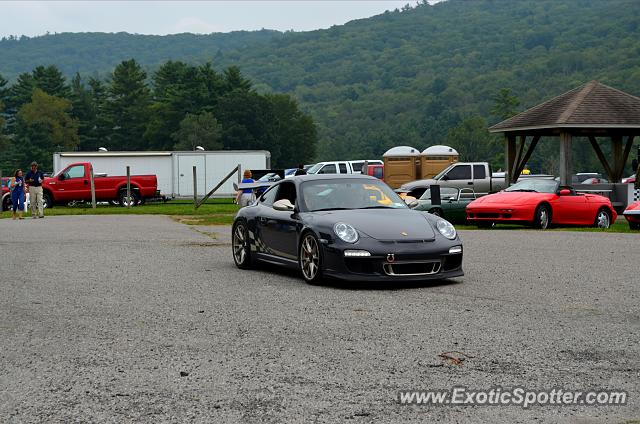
(1, 215), (638, 423)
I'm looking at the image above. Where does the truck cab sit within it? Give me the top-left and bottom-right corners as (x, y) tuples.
(307, 161), (354, 175)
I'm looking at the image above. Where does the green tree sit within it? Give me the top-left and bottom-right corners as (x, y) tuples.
(106, 59), (151, 150)
(223, 66), (252, 92)
(490, 88), (520, 121)
(15, 89), (79, 169)
(32, 65), (71, 98)
(171, 111), (222, 151)
(266, 94), (317, 167)
(445, 116), (502, 168)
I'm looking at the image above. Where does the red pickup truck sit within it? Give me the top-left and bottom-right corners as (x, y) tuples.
(43, 162), (158, 207)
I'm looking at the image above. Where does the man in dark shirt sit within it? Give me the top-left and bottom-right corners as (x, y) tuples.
(293, 164), (307, 176)
(24, 161), (45, 218)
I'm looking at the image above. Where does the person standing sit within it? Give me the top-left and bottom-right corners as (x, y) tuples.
(236, 170), (255, 207)
(9, 169), (26, 220)
(25, 161), (45, 218)
(293, 164), (307, 176)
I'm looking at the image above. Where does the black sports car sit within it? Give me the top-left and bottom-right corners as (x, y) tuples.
(231, 174), (464, 284)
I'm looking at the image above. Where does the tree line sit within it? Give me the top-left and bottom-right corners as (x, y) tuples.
(0, 60), (317, 174)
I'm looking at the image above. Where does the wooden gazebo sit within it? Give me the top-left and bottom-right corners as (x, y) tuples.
(489, 81), (640, 185)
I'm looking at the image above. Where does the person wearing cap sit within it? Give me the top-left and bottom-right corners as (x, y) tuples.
(24, 161), (45, 218)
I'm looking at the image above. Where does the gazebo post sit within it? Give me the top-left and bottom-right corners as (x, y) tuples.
(559, 131), (572, 185)
(505, 134), (516, 185)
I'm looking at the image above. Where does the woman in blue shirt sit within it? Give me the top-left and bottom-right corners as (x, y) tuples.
(9, 169), (26, 220)
(236, 170), (255, 207)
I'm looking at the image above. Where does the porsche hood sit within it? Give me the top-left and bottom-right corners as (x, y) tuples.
(314, 209), (437, 240)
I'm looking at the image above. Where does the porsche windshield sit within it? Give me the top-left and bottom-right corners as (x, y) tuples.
(505, 179), (558, 193)
(301, 179), (408, 211)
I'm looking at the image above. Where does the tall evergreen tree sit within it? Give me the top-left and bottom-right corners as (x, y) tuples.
(32, 65), (71, 99)
(106, 59), (151, 150)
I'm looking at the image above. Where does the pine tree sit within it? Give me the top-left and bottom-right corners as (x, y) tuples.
(105, 59), (151, 150)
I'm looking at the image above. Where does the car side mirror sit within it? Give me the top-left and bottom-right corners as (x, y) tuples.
(559, 189), (571, 196)
(408, 200), (418, 208)
(273, 199), (295, 212)
(58, 174), (65, 181)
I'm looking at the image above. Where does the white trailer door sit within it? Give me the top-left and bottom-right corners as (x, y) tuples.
(178, 155), (206, 197)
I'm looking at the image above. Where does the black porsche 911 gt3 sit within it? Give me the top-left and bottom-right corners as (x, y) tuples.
(231, 174), (463, 284)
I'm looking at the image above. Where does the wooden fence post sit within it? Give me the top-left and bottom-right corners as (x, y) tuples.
(90, 164), (96, 209)
(193, 166), (198, 208)
(126, 166), (131, 209)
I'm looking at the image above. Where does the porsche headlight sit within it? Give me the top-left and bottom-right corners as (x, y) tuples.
(436, 219), (457, 240)
(334, 222), (359, 243)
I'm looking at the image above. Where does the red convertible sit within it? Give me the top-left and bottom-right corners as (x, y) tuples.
(623, 201), (640, 230)
(466, 179), (616, 229)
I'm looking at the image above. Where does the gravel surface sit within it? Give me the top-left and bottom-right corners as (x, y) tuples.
(1, 215), (638, 423)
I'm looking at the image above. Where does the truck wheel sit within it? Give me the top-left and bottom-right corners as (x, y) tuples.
(43, 192), (53, 209)
(428, 208), (443, 217)
(119, 189), (140, 207)
(2, 195), (11, 212)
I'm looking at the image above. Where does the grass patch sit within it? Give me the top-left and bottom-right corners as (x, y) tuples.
(456, 221), (636, 233)
(0, 198), (238, 225)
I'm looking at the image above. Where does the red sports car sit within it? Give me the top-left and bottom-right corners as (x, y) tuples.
(623, 201), (640, 230)
(466, 179), (616, 230)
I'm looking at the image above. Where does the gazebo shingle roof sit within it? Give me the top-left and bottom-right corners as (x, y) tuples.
(489, 81), (640, 132)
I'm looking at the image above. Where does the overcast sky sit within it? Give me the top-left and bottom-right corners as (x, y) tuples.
(0, 1), (415, 37)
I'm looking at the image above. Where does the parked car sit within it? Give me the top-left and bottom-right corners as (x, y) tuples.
(622, 175), (636, 184)
(466, 179), (616, 229)
(409, 187), (476, 223)
(255, 172), (282, 195)
(364, 164), (384, 179)
(43, 162), (159, 207)
(623, 201), (640, 230)
(554, 173), (609, 184)
(1, 177), (10, 211)
(306, 160), (383, 175)
(232, 174), (463, 284)
(400, 162), (507, 199)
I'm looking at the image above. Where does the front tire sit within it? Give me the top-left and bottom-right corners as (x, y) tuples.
(43, 192), (53, 209)
(533, 204), (551, 230)
(119, 189), (140, 207)
(232, 221), (254, 269)
(630, 222), (640, 230)
(594, 208), (611, 229)
(299, 232), (323, 285)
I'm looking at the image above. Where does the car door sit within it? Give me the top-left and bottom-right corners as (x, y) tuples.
(472, 164), (489, 195)
(256, 182), (299, 260)
(56, 165), (89, 201)
(317, 164), (338, 174)
(553, 190), (588, 224)
(441, 164), (473, 189)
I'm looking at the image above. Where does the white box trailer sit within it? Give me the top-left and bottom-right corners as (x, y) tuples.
(53, 150), (271, 198)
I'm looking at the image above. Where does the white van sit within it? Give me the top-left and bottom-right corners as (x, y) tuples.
(307, 160), (383, 175)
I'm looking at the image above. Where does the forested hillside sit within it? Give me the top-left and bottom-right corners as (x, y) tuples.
(2, 0), (640, 174)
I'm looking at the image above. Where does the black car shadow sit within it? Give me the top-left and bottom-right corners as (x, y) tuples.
(252, 262), (462, 291)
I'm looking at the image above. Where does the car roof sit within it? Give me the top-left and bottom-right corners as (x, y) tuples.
(285, 174), (377, 182)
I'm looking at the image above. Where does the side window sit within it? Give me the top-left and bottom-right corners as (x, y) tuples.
(318, 164), (337, 174)
(473, 165), (486, 180)
(351, 162), (363, 172)
(446, 165), (471, 180)
(339, 163), (348, 174)
(260, 185), (279, 205)
(64, 165), (85, 179)
(275, 182), (297, 205)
